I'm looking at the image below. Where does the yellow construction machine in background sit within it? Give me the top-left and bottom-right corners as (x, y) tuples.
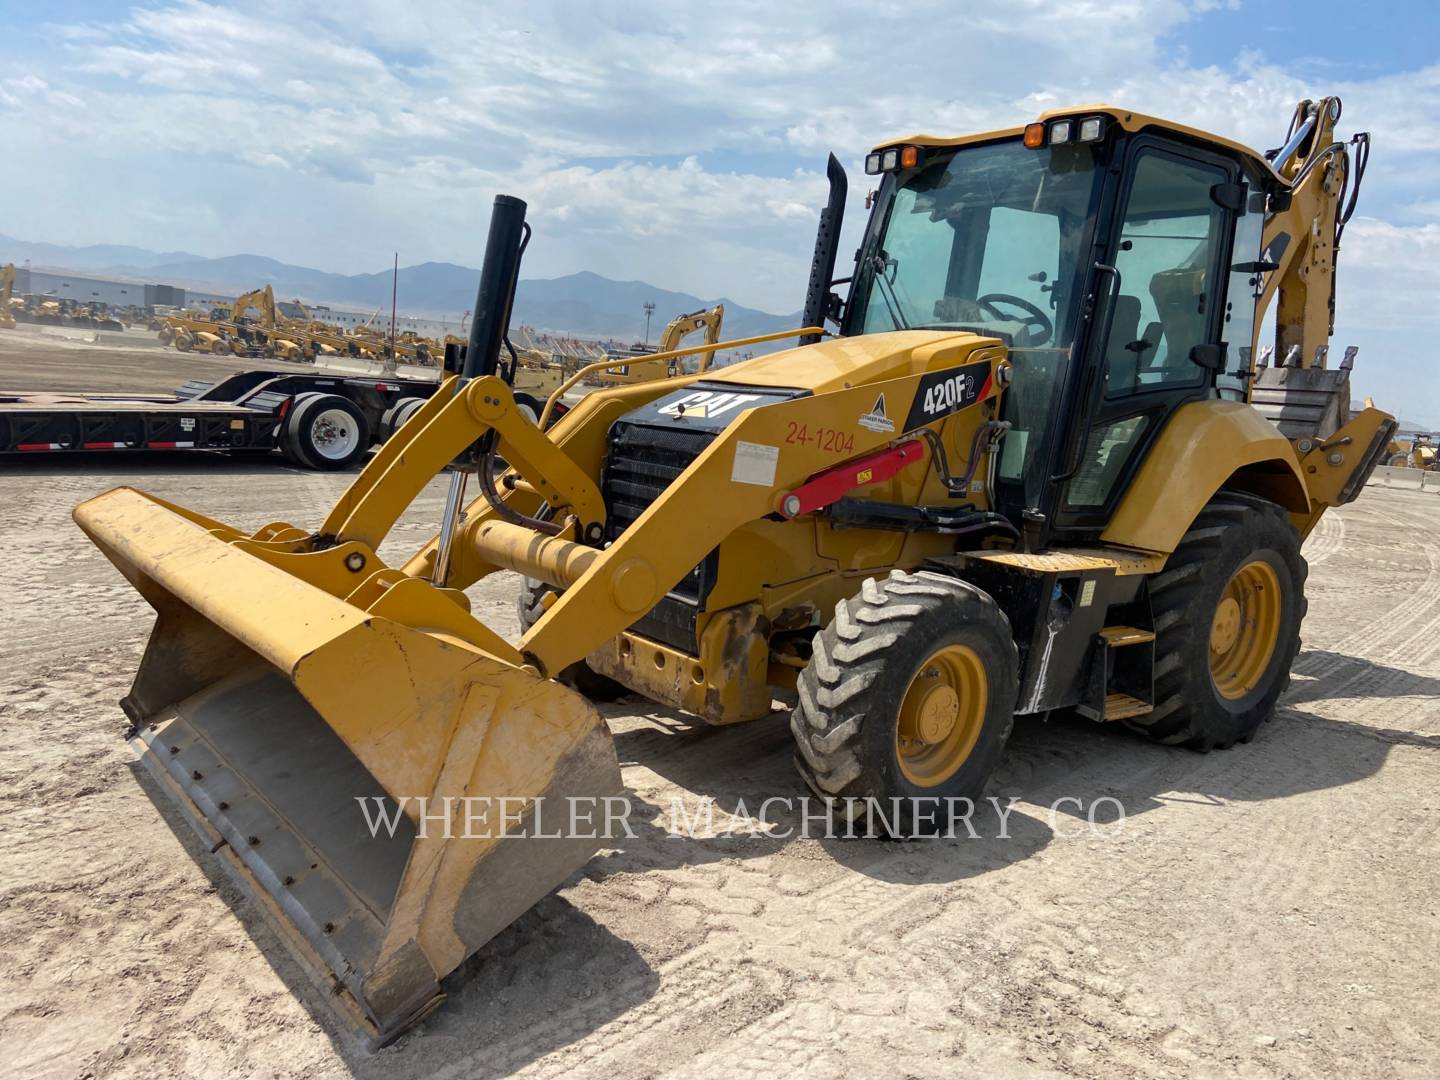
(591, 304), (725, 385)
(77, 97), (1393, 1043)
(0, 264), (15, 329)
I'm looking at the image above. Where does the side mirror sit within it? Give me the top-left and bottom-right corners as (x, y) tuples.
(1189, 343), (1227, 371)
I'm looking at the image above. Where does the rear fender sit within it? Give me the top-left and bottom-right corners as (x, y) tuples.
(1102, 401), (1308, 554)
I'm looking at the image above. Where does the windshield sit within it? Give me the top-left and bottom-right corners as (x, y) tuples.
(857, 138), (1101, 345)
(851, 138), (1104, 515)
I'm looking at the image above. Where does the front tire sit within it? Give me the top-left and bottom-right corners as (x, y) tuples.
(1127, 493), (1305, 750)
(516, 577), (629, 701)
(790, 570), (1018, 835)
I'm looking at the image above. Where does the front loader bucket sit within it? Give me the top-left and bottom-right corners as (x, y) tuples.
(73, 487), (622, 1044)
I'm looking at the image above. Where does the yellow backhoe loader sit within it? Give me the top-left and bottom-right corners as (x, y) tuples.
(0, 264), (15, 329)
(76, 98), (1393, 1043)
(159, 303), (232, 352)
(1389, 434), (1438, 470)
(592, 304), (726, 385)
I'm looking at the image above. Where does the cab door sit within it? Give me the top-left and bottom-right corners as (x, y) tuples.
(1052, 139), (1240, 532)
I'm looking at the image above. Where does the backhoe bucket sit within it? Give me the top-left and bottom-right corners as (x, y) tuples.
(73, 486), (622, 1044)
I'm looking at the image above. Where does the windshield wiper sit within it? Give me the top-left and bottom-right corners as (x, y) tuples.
(868, 253), (910, 330)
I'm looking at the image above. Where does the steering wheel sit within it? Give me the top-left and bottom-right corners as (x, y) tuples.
(977, 293), (1053, 345)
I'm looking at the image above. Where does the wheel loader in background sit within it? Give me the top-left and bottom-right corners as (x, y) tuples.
(75, 97), (1394, 1043)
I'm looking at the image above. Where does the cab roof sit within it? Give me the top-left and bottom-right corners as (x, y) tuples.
(876, 104), (1281, 183)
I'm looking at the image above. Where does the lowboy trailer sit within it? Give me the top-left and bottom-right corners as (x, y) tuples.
(0, 369), (448, 470)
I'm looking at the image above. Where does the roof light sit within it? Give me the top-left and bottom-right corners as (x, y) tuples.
(1078, 116), (1106, 142)
(866, 144), (925, 174)
(1023, 122), (1046, 149)
(1049, 120), (1072, 145)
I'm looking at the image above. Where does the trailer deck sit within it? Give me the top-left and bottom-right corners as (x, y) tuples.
(0, 369), (441, 461)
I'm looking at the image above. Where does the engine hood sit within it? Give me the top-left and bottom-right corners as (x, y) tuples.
(702, 329), (1003, 394)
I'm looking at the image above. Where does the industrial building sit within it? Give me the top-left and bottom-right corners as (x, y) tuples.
(15, 267), (186, 310)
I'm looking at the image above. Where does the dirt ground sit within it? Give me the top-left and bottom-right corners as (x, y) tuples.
(0, 336), (1437, 1078)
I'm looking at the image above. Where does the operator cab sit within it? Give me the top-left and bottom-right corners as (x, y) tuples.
(837, 108), (1279, 544)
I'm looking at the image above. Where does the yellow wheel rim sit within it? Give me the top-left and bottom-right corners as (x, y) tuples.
(895, 644), (987, 786)
(1209, 559), (1282, 700)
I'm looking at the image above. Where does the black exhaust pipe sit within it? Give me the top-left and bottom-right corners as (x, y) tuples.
(461, 194), (528, 386)
(799, 153), (848, 345)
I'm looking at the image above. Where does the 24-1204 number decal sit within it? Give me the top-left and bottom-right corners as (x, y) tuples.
(785, 422), (855, 455)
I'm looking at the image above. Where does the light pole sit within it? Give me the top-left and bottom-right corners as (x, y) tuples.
(643, 301), (656, 345)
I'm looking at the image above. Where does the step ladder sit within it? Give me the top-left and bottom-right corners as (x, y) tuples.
(1078, 626), (1155, 721)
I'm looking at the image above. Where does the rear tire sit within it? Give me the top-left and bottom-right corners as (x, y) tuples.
(790, 570), (1018, 836)
(517, 577), (629, 701)
(281, 392), (370, 470)
(1126, 493), (1305, 750)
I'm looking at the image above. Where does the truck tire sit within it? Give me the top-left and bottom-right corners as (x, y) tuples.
(379, 396), (427, 443)
(790, 570), (1018, 836)
(281, 392), (370, 470)
(1126, 493), (1305, 750)
(516, 577), (629, 701)
(514, 392), (543, 426)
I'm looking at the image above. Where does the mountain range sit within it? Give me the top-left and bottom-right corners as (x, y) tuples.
(0, 234), (800, 343)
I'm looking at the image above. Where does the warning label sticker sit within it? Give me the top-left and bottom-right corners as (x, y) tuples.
(731, 441), (779, 487)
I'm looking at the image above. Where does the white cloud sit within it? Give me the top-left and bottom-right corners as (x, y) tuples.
(0, 0), (1436, 419)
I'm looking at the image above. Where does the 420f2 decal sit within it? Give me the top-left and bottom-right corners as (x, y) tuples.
(902, 360), (994, 431)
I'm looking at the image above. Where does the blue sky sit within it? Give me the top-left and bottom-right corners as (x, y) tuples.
(2, 0), (1438, 421)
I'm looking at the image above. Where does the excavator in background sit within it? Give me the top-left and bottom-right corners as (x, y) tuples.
(231, 285), (351, 362)
(0, 264), (15, 329)
(591, 304), (725, 385)
(77, 97), (1392, 1043)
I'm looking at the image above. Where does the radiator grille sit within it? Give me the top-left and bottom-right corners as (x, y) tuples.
(602, 420), (719, 651)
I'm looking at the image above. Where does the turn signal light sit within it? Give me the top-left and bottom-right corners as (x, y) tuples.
(1023, 123), (1045, 149)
